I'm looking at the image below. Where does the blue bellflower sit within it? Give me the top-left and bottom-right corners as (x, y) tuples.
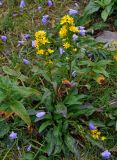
(24, 34), (30, 39)
(73, 34), (78, 41)
(26, 144), (32, 152)
(36, 111), (46, 118)
(32, 40), (36, 47)
(68, 9), (78, 15)
(59, 47), (65, 55)
(9, 131), (17, 140)
(78, 26), (86, 36)
(89, 123), (96, 130)
(18, 40), (25, 45)
(20, 0), (26, 8)
(42, 15), (49, 25)
(38, 6), (42, 11)
(23, 58), (29, 65)
(101, 150), (111, 159)
(1, 35), (7, 42)
(48, 0), (53, 7)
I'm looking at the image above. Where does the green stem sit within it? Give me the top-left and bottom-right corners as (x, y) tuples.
(3, 141), (17, 160)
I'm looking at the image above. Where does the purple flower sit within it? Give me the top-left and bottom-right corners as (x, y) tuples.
(42, 15), (49, 25)
(68, 9), (78, 15)
(23, 58), (29, 65)
(32, 40), (36, 47)
(59, 47), (65, 55)
(1, 36), (7, 42)
(9, 131), (17, 140)
(78, 26), (86, 36)
(80, 30), (86, 36)
(26, 144), (32, 152)
(38, 6), (42, 11)
(0, 1), (3, 6)
(101, 150), (111, 159)
(18, 40), (25, 45)
(73, 34), (78, 40)
(78, 26), (85, 30)
(48, 0), (53, 7)
(36, 111), (46, 118)
(20, 0), (25, 8)
(24, 34), (30, 39)
(89, 123), (96, 130)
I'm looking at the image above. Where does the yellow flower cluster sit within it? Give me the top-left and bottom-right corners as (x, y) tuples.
(69, 26), (80, 33)
(60, 15), (74, 25)
(90, 129), (106, 141)
(59, 15), (79, 50)
(35, 31), (54, 56)
(63, 42), (71, 49)
(35, 31), (49, 48)
(113, 53), (117, 61)
(59, 25), (67, 38)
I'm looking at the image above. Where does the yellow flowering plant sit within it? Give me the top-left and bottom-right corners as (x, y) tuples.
(30, 14), (117, 159)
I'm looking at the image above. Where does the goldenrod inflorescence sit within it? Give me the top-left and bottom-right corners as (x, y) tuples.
(35, 30), (54, 56)
(113, 53), (117, 61)
(59, 15), (80, 50)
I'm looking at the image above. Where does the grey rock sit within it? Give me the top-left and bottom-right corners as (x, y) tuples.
(96, 31), (117, 43)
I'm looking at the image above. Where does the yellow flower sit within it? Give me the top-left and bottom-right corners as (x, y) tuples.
(35, 31), (46, 38)
(60, 15), (74, 25)
(112, 41), (117, 45)
(37, 49), (44, 55)
(35, 31), (49, 45)
(90, 129), (101, 140)
(73, 48), (77, 52)
(96, 75), (105, 84)
(92, 134), (99, 140)
(69, 26), (80, 32)
(48, 48), (54, 54)
(59, 25), (67, 38)
(101, 136), (106, 141)
(97, 131), (101, 136)
(45, 60), (53, 64)
(113, 54), (117, 61)
(63, 42), (71, 49)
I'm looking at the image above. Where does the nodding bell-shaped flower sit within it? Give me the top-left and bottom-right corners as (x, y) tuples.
(68, 9), (78, 16)
(101, 150), (111, 159)
(48, 0), (53, 7)
(20, 0), (26, 8)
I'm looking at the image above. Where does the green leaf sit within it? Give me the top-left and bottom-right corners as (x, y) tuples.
(103, 0), (112, 6)
(20, 153), (34, 160)
(64, 95), (86, 106)
(10, 101), (31, 125)
(54, 137), (62, 154)
(101, 4), (113, 21)
(39, 156), (48, 160)
(2, 66), (19, 76)
(93, 68), (109, 77)
(45, 130), (55, 156)
(84, 0), (100, 15)
(55, 103), (67, 117)
(86, 134), (104, 149)
(64, 134), (80, 159)
(0, 91), (6, 103)
(0, 121), (10, 138)
(39, 121), (51, 133)
(16, 87), (39, 97)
